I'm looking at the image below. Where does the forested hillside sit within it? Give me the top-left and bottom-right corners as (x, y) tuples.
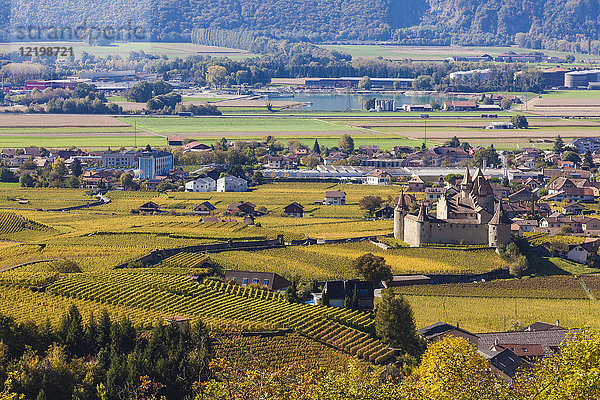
(4, 0), (600, 46)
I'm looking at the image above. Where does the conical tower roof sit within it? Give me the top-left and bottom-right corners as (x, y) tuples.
(395, 191), (407, 211)
(462, 168), (472, 185)
(490, 202), (511, 225)
(416, 203), (429, 222)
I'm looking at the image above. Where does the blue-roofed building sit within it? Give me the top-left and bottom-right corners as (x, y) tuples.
(138, 150), (173, 179)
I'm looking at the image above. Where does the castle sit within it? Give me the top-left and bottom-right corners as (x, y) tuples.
(394, 168), (511, 247)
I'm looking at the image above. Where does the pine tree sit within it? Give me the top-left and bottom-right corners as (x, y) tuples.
(313, 139), (320, 154)
(375, 289), (422, 356)
(57, 304), (85, 356)
(554, 135), (565, 154)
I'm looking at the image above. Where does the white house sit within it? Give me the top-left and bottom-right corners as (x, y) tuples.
(566, 240), (600, 265)
(365, 170), (391, 185)
(185, 177), (216, 192)
(324, 191), (346, 205)
(217, 175), (248, 192)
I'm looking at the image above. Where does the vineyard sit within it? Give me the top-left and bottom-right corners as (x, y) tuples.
(0, 210), (53, 236)
(210, 243), (507, 281)
(213, 331), (358, 370)
(43, 272), (394, 364)
(393, 276), (589, 299)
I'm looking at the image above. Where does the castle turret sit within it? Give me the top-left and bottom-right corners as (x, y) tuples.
(488, 202), (511, 247)
(394, 192), (408, 241)
(471, 168), (495, 214)
(461, 168), (473, 199)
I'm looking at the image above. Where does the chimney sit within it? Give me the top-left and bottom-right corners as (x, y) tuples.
(494, 337), (499, 346)
(556, 319), (560, 327)
(456, 322), (459, 329)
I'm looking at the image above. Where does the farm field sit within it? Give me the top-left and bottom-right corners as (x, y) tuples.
(319, 44), (600, 63)
(0, 42), (254, 59)
(0, 108), (598, 150)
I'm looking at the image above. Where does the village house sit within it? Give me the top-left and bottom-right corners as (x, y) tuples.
(365, 169), (392, 185)
(425, 187), (447, 202)
(321, 280), (374, 310)
(374, 205), (394, 219)
(139, 201), (162, 213)
(407, 175), (425, 192)
(228, 202), (256, 215)
(182, 141), (212, 152)
(562, 202), (586, 215)
(193, 201), (216, 215)
(185, 176), (216, 192)
(283, 202), (304, 217)
(324, 191), (346, 205)
(224, 270), (291, 290)
(508, 187), (538, 203)
(217, 175), (247, 192)
(566, 240), (600, 266)
(491, 183), (511, 200)
(417, 322), (479, 345)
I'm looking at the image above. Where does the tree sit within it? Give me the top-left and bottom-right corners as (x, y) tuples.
(251, 170), (264, 184)
(374, 290), (421, 356)
(126, 81), (153, 102)
(352, 253), (392, 283)
(338, 134), (354, 153)
(445, 136), (460, 148)
(554, 135), (565, 154)
(65, 176), (80, 188)
(120, 173), (137, 190)
(358, 195), (383, 216)
(206, 65), (228, 88)
(57, 304), (85, 357)
(562, 151), (581, 164)
(510, 114), (529, 129)
(358, 76), (371, 90)
(414, 336), (508, 399)
(363, 98), (375, 110)
(0, 167), (14, 182)
(71, 158), (82, 177)
(19, 173), (34, 187)
(313, 139), (320, 154)
(584, 150), (595, 169)
(471, 146), (501, 168)
(153, 80), (172, 96)
(52, 159), (68, 180)
(521, 329), (600, 399)
(500, 98), (513, 109)
(412, 75), (434, 90)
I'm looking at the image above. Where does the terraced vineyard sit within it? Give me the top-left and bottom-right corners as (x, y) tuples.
(156, 252), (212, 270)
(46, 272), (394, 364)
(0, 210), (52, 235)
(210, 243), (508, 281)
(213, 332), (357, 370)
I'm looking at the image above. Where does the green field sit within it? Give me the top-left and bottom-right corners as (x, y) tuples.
(118, 116), (365, 133)
(0, 135), (165, 149)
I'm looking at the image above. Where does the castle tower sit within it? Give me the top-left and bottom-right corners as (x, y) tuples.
(413, 202), (430, 247)
(461, 168), (473, 199)
(471, 168), (495, 214)
(488, 202), (511, 247)
(394, 192), (408, 240)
